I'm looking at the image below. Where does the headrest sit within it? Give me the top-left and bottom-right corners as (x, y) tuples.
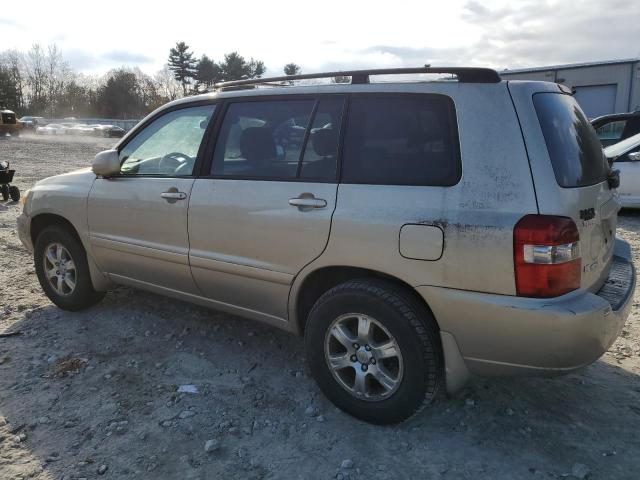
(239, 127), (276, 162)
(311, 128), (337, 157)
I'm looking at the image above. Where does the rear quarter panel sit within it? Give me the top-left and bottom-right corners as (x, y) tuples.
(290, 81), (538, 323)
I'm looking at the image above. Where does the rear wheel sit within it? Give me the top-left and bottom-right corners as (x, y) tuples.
(305, 279), (443, 424)
(34, 226), (105, 311)
(8, 186), (19, 202)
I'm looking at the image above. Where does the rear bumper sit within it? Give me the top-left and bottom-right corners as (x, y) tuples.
(419, 239), (635, 382)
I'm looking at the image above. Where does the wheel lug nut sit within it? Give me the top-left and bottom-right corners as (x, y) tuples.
(365, 345), (371, 351)
(350, 355), (357, 362)
(353, 343), (360, 349)
(370, 358), (376, 364)
(361, 364), (368, 372)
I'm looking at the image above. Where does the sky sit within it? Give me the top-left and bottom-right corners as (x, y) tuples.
(1, 0), (639, 76)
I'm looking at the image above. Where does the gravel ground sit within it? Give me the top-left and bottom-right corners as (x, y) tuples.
(0, 134), (639, 480)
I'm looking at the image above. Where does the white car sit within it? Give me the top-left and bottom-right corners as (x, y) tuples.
(605, 132), (640, 208)
(65, 124), (94, 136)
(35, 124), (66, 135)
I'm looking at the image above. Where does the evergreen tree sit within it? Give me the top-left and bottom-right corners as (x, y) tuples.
(195, 55), (222, 91)
(167, 42), (197, 95)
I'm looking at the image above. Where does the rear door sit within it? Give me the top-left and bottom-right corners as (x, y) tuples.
(509, 83), (617, 292)
(188, 95), (345, 321)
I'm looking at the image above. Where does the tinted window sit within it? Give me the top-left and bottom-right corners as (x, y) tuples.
(341, 95), (460, 186)
(299, 97), (345, 181)
(212, 100), (315, 179)
(533, 93), (608, 188)
(120, 105), (214, 176)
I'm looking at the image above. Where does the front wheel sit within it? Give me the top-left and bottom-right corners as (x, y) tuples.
(0, 185), (8, 201)
(305, 279), (443, 424)
(34, 225), (105, 311)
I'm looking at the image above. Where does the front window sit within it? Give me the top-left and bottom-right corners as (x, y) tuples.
(120, 104), (215, 176)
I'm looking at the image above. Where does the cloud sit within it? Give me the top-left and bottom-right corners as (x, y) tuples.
(0, 17), (23, 29)
(64, 49), (156, 73)
(102, 51), (154, 64)
(324, 1), (640, 71)
(458, 0), (640, 68)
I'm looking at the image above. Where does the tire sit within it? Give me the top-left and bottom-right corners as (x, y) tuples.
(34, 225), (105, 311)
(305, 279), (443, 424)
(8, 186), (19, 202)
(0, 185), (8, 201)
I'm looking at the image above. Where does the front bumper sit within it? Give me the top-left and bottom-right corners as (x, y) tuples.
(419, 239), (636, 377)
(16, 213), (33, 253)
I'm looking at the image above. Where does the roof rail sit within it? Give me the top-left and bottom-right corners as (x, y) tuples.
(212, 67), (501, 90)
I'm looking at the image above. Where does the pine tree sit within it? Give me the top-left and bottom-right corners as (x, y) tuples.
(167, 42), (197, 96)
(194, 55), (222, 92)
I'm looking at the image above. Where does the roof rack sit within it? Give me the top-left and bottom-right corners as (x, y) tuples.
(212, 67), (501, 90)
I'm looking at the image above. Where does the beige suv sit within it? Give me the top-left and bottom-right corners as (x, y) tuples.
(17, 68), (636, 424)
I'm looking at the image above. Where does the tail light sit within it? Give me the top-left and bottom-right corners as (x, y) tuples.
(514, 215), (581, 297)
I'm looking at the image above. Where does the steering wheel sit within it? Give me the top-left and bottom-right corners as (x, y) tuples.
(158, 152), (192, 174)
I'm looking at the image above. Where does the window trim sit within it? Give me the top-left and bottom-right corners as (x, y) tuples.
(113, 100), (218, 179)
(198, 94), (348, 183)
(339, 92), (462, 187)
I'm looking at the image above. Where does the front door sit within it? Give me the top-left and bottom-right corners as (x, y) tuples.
(88, 104), (216, 294)
(188, 96), (345, 320)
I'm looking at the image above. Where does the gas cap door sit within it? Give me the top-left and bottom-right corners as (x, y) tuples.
(399, 224), (444, 261)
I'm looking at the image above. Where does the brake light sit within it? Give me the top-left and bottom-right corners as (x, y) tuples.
(513, 215), (581, 297)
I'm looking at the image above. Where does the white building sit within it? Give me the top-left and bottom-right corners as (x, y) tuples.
(501, 59), (640, 118)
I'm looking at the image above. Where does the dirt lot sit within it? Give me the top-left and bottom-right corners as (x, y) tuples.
(0, 134), (639, 480)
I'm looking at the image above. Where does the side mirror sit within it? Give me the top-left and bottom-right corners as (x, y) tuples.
(92, 149), (120, 177)
(628, 151), (640, 162)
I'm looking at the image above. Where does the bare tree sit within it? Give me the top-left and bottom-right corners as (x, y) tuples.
(154, 66), (182, 102)
(24, 44), (47, 113)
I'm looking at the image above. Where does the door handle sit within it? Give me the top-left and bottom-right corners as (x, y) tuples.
(160, 189), (187, 203)
(289, 194), (327, 210)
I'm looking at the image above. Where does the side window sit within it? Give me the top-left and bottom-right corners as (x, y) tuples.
(120, 105), (215, 176)
(596, 120), (626, 143)
(342, 95), (461, 186)
(299, 97), (345, 181)
(212, 100), (315, 179)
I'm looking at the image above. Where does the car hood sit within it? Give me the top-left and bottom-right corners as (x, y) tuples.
(34, 167), (95, 187)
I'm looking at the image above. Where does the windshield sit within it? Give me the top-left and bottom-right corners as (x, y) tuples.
(533, 93), (608, 187)
(604, 132), (640, 159)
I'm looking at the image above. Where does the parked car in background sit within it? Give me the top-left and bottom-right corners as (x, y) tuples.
(0, 109), (22, 136)
(36, 123), (66, 135)
(605, 132), (640, 208)
(16, 67), (636, 424)
(93, 125), (126, 138)
(592, 111), (640, 147)
(65, 124), (95, 136)
(19, 116), (46, 130)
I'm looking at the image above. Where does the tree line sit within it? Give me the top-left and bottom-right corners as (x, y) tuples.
(0, 42), (303, 119)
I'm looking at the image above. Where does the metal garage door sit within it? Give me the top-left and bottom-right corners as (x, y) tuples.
(573, 84), (617, 119)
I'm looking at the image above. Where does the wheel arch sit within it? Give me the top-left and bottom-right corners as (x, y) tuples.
(290, 265), (440, 337)
(291, 265), (471, 394)
(29, 212), (111, 291)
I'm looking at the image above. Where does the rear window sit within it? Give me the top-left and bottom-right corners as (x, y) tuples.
(533, 93), (608, 188)
(342, 95), (461, 186)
